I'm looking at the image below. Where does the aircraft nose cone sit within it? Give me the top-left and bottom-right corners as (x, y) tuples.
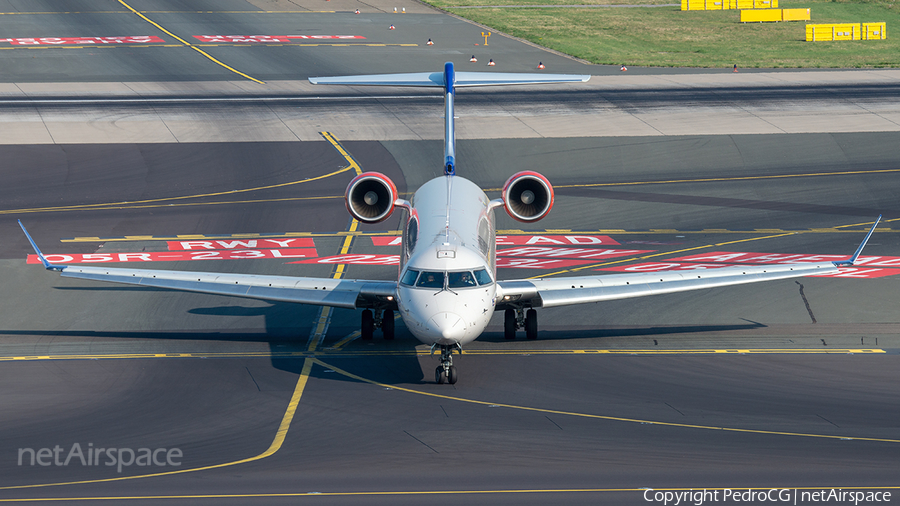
(428, 312), (466, 341)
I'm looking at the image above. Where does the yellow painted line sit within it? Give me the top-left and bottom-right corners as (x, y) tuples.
(1, 168), (351, 216)
(60, 227), (884, 243)
(305, 132), (365, 352)
(116, 0), (264, 84)
(479, 168), (900, 194)
(320, 131), (364, 177)
(0, 10), (336, 15)
(329, 330), (361, 349)
(314, 358), (900, 444)
(4, 485), (900, 502)
(0, 358), (314, 492)
(0, 348), (883, 363)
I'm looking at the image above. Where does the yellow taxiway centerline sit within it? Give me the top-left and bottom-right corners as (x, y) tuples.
(116, 0), (264, 84)
(0, 358), (314, 492)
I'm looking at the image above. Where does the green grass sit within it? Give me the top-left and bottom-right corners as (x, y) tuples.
(427, 0), (900, 67)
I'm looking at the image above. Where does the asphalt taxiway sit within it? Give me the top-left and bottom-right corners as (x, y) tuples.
(0, 1), (899, 504)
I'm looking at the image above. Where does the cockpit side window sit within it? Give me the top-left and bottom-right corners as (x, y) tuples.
(415, 271), (445, 289)
(400, 269), (419, 286)
(448, 271), (477, 288)
(473, 268), (493, 285)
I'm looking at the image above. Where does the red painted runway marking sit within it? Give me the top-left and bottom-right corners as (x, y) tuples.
(291, 254), (400, 265)
(669, 251), (900, 267)
(496, 258), (595, 269)
(598, 261), (900, 278)
(497, 246), (653, 260)
(193, 35), (366, 43)
(371, 235), (619, 247)
(4, 36), (164, 45)
(290, 254), (596, 269)
(27, 249), (317, 264)
(167, 238), (314, 251)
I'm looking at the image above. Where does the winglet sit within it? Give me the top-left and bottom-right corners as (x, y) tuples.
(18, 220), (66, 271)
(833, 215), (881, 267)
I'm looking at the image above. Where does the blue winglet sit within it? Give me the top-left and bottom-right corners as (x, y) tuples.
(833, 215), (881, 267)
(18, 220), (66, 271)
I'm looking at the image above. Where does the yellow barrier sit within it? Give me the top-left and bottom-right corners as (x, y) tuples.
(681, 0), (776, 10)
(740, 9), (782, 22)
(863, 22), (887, 40)
(806, 23), (861, 41)
(781, 8), (810, 21)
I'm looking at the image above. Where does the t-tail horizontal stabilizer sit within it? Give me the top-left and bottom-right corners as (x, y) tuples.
(833, 215), (882, 267)
(18, 220), (65, 271)
(310, 62), (590, 176)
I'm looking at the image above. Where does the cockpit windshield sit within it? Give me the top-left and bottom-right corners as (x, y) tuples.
(448, 271), (477, 288)
(401, 268), (494, 289)
(415, 271), (445, 289)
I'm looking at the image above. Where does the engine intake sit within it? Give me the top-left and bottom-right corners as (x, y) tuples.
(345, 172), (399, 223)
(501, 171), (554, 222)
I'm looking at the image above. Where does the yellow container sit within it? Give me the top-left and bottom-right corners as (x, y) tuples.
(682, 0), (704, 10)
(781, 8), (810, 21)
(806, 23), (861, 41)
(755, 0), (778, 7)
(741, 9), (782, 22)
(862, 22), (886, 40)
(736, 0), (754, 8)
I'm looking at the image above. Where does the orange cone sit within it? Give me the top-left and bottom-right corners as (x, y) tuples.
(389, 24), (395, 30)
(470, 55), (477, 62)
(355, 8), (359, 13)
(620, 65), (627, 71)
(427, 39), (434, 45)
(487, 59), (495, 66)
(537, 62), (545, 69)
(733, 64), (738, 72)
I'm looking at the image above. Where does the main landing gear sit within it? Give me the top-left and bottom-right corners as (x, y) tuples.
(360, 308), (395, 340)
(504, 308), (538, 340)
(433, 344), (459, 385)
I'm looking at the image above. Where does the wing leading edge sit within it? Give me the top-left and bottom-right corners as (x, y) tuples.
(497, 216), (882, 309)
(18, 221), (396, 309)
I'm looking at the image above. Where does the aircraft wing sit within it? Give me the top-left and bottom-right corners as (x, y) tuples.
(18, 222), (397, 310)
(497, 216), (881, 309)
(496, 262), (837, 309)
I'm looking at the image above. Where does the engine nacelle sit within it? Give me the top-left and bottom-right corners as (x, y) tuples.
(501, 171), (554, 222)
(345, 172), (399, 223)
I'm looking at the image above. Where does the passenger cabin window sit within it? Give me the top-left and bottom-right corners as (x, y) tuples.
(415, 271), (445, 289)
(448, 271), (477, 288)
(400, 269), (419, 286)
(473, 268), (493, 285)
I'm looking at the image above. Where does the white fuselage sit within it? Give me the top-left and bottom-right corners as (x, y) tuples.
(396, 175), (497, 346)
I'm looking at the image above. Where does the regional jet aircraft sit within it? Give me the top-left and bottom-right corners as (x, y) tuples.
(21, 62), (880, 384)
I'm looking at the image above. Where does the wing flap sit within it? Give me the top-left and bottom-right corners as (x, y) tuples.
(498, 263), (838, 308)
(60, 266), (395, 309)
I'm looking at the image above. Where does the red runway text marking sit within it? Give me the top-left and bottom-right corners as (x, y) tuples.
(1, 36), (164, 45)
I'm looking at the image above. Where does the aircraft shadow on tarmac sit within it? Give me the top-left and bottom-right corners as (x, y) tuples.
(2, 298), (766, 386)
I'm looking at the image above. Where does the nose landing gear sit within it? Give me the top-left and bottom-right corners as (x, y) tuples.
(433, 344), (460, 384)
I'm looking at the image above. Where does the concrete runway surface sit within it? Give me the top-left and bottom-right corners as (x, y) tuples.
(0, 1), (898, 504)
